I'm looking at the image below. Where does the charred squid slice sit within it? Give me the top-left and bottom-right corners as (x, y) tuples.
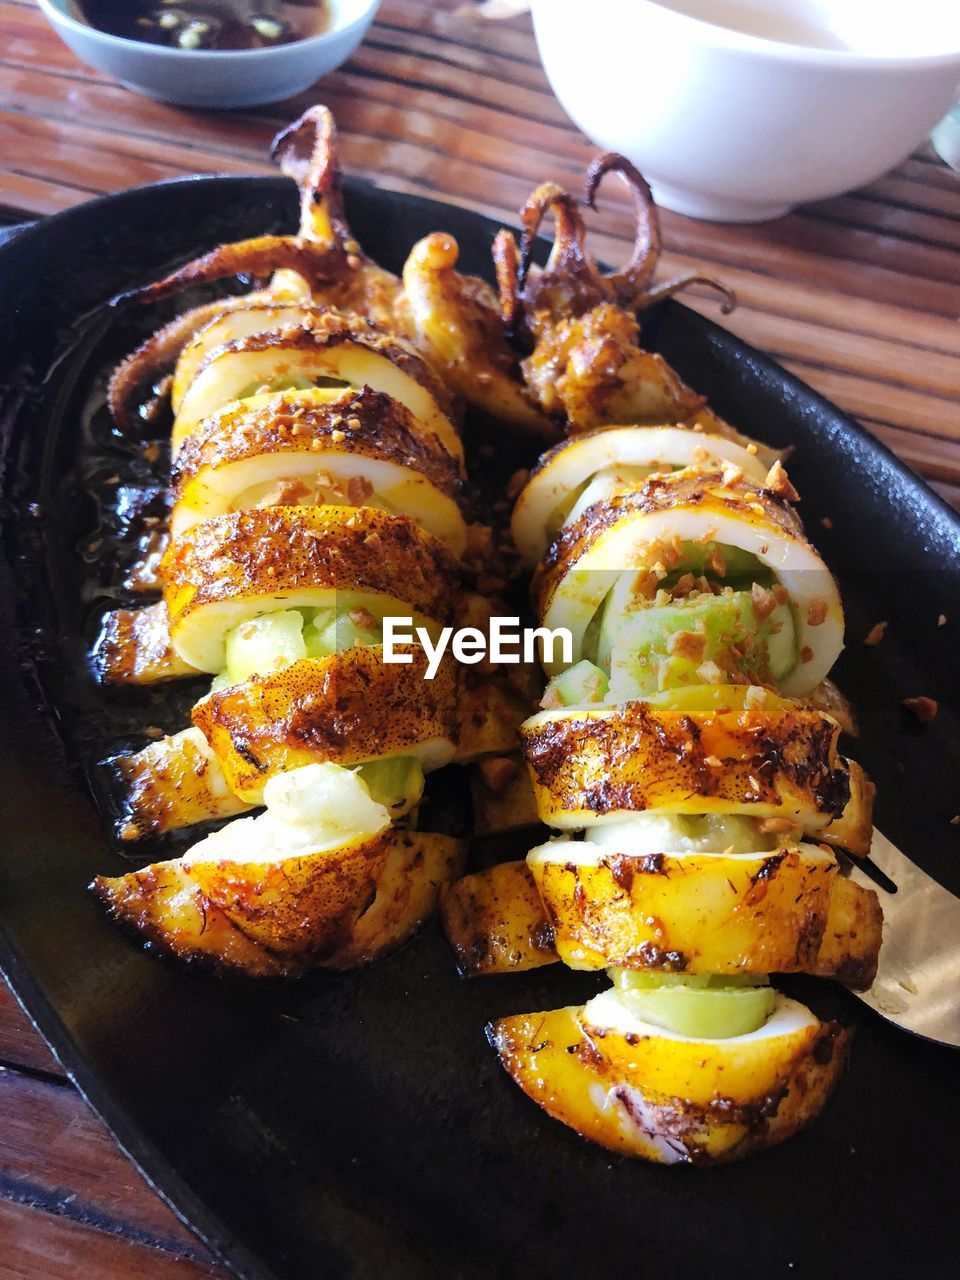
(114, 655), (529, 839)
(114, 726), (252, 841)
(534, 466), (843, 696)
(191, 645), (460, 806)
(171, 302), (333, 411)
(439, 860), (559, 978)
(94, 600), (199, 685)
(519, 684), (871, 852)
(510, 425), (769, 567)
(526, 832), (881, 987)
(94, 762), (464, 974)
(170, 385), (467, 553)
(439, 854), (880, 986)
(171, 317), (463, 463)
(161, 505), (457, 673)
(490, 995), (849, 1165)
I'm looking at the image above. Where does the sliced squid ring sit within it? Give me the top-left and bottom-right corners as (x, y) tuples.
(191, 645), (460, 804)
(162, 505), (457, 673)
(490, 997), (849, 1165)
(171, 386), (467, 552)
(527, 840), (880, 988)
(511, 426), (769, 566)
(534, 466), (843, 696)
(519, 684), (864, 844)
(114, 726), (252, 841)
(114, 661), (528, 839)
(93, 826), (465, 974)
(171, 301), (333, 411)
(93, 600), (198, 685)
(172, 317), (463, 463)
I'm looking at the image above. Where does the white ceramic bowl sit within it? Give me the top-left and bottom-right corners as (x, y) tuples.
(530, 0), (960, 221)
(38, 0), (380, 110)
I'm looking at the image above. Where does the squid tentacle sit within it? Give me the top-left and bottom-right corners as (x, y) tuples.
(114, 106), (358, 312)
(112, 237), (343, 309)
(515, 182), (607, 317)
(584, 152), (661, 298)
(107, 296), (270, 431)
(492, 228), (522, 331)
(636, 272), (738, 316)
(585, 152), (736, 315)
(270, 104), (353, 251)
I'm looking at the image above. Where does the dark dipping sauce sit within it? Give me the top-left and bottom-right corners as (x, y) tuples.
(75, 1), (331, 51)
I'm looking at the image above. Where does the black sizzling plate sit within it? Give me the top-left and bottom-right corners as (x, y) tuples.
(0, 176), (958, 1280)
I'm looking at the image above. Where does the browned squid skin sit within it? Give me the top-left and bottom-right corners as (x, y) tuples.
(520, 697), (858, 837)
(93, 600), (198, 686)
(173, 384), (464, 505)
(162, 505), (458, 641)
(491, 1003), (851, 1166)
(439, 860), (557, 977)
(438, 857), (881, 986)
(114, 728), (251, 841)
(93, 828), (467, 977)
(92, 860), (294, 977)
(191, 646), (461, 804)
(179, 310), (461, 431)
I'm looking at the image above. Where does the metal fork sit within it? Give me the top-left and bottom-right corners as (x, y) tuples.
(845, 829), (960, 1049)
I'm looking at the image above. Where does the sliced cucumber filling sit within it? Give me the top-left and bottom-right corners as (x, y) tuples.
(587, 813), (791, 856)
(542, 659), (609, 708)
(235, 374), (349, 400)
(610, 969), (776, 1039)
(669, 539), (770, 588)
(225, 609), (309, 684)
(355, 756), (424, 817)
(306, 607), (383, 659)
(217, 605), (383, 688)
(604, 590), (797, 698)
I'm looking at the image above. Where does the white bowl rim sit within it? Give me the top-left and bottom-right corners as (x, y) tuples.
(37, 0), (380, 60)
(532, 0), (960, 69)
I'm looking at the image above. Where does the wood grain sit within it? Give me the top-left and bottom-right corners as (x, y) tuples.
(0, 983), (64, 1078)
(0, 1200), (224, 1280)
(0, 1), (957, 1275)
(0, 978), (231, 1275)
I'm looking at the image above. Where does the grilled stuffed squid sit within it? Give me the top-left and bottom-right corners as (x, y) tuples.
(92, 108), (526, 972)
(431, 165), (882, 1165)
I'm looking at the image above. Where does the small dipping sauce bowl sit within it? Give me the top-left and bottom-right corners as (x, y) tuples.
(37, 0), (381, 109)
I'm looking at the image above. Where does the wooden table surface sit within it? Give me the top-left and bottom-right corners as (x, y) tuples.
(0, 0), (958, 1275)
